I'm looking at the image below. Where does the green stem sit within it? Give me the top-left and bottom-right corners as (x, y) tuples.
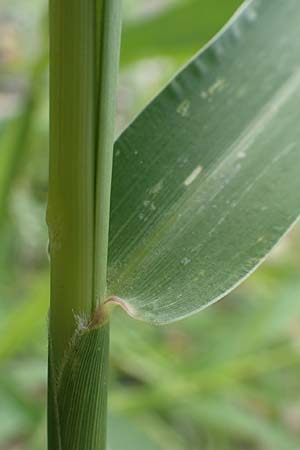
(47, 0), (122, 448)
(48, 0), (96, 366)
(47, 0), (121, 369)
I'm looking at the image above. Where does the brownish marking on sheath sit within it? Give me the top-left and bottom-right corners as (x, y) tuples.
(88, 304), (108, 329)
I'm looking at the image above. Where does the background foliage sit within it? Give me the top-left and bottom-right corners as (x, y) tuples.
(1, 1), (300, 449)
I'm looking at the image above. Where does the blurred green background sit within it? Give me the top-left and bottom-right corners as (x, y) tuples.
(1, 1), (300, 449)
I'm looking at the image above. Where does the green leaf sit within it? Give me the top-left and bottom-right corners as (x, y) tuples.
(107, 0), (300, 324)
(108, 415), (163, 450)
(185, 399), (300, 450)
(0, 276), (48, 362)
(0, 52), (45, 226)
(121, 0), (242, 66)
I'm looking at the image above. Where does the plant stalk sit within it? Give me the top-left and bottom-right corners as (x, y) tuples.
(47, 0), (122, 448)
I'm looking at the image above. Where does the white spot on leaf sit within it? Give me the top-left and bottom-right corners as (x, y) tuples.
(181, 257), (192, 266)
(208, 79), (226, 96)
(150, 179), (164, 195)
(184, 165), (203, 186)
(237, 151), (246, 159)
(177, 99), (191, 117)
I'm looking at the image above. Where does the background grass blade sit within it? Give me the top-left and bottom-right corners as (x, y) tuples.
(121, 0), (241, 66)
(0, 276), (48, 362)
(107, 0), (300, 324)
(0, 52), (46, 227)
(108, 415), (163, 450)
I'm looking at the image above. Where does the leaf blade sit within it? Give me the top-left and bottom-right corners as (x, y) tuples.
(108, 0), (300, 323)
